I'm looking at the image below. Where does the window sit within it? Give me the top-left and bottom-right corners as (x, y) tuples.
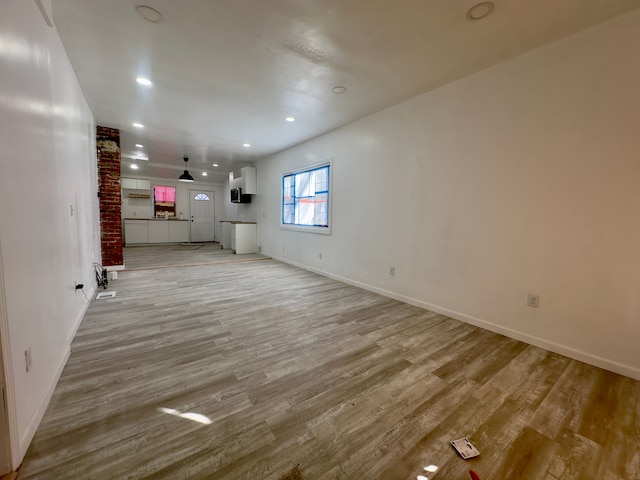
(194, 193), (210, 201)
(282, 163), (330, 232)
(154, 185), (176, 217)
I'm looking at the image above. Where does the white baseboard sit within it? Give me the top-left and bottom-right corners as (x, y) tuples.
(19, 346), (71, 461)
(19, 287), (92, 462)
(67, 286), (94, 344)
(271, 255), (640, 381)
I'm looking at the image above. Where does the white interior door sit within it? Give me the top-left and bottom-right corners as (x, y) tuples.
(189, 190), (215, 242)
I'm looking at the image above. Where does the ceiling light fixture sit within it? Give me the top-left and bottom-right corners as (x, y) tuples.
(178, 157), (194, 182)
(133, 122), (144, 128)
(243, 143), (251, 147)
(135, 144), (144, 148)
(130, 164), (139, 170)
(136, 77), (152, 87)
(135, 5), (164, 23)
(285, 116), (295, 122)
(332, 86), (347, 94)
(202, 172), (208, 176)
(212, 163), (219, 167)
(466, 2), (494, 20)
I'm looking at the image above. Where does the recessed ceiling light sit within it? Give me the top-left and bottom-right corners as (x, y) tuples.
(135, 5), (164, 23)
(243, 143), (251, 147)
(285, 117), (295, 122)
(202, 172), (208, 176)
(136, 77), (152, 87)
(212, 163), (219, 167)
(466, 2), (494, 20)
(135, 144), (144, 148)
(332, 86), (347, 94)
(133, 122), (144, 128)
(130, 164), (139, 170)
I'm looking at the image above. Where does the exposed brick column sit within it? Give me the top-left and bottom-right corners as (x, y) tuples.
(96, 126), (123, 267)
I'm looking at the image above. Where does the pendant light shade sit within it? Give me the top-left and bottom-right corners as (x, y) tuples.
(178, 156), (194, 182)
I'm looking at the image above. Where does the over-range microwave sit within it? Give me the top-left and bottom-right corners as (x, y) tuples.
(230, 188), (251, 204)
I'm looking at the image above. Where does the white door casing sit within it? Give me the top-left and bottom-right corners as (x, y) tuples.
(189, 191), (215, 242)
(0, 239), (16, 474)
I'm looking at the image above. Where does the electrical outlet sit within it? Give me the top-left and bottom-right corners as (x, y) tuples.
(527, 294), (540, 308)
(319, 252), (323, 260)
(257, 246), (262, 253)
(389, 266), (395, 276)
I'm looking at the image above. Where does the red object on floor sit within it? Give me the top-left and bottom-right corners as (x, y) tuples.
(469, 471), (481, 480)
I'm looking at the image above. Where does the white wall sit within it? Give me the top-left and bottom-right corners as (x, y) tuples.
(256, 10), (640, 380)
(0, 0), (101, 466)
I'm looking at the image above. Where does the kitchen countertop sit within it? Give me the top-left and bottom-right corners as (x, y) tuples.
(124, 218), (189, 221)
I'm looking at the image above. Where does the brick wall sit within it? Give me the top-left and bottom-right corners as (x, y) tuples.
(96, 126), (123, 267)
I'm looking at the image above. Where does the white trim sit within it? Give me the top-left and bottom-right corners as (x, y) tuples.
(105, 265), (125, 271)
(19, 346), (71, 460)
(280, 159), (333, 235)
(0, 242), (17, 471)
(67, 286), (94, 344)
(271, 255), (640, 381)
(280, 225), (331, 235)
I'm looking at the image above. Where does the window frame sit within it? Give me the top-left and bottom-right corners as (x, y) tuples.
(280, 160), (332, 235)
(153, 185), (176, 217)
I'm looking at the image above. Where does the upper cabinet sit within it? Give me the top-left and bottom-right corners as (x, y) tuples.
(241, 166), (257, 194)
(121, 178), (151, 190)
(231, 166), (257, 194)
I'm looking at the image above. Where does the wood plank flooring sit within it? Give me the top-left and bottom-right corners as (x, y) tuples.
(19, 245), (640, 479)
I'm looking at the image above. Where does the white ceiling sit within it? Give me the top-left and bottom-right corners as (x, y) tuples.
(51, 0), (640, 184)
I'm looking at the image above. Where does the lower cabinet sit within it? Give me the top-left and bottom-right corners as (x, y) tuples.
(231, 223), (257, 254)
(169, 221), (189, 243)
(148, 221), (170, 243)
(124, 220), (148, 245)
(124, 220), (189, 245)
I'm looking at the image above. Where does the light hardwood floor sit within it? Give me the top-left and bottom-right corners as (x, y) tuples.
(19, 245), (640, 479)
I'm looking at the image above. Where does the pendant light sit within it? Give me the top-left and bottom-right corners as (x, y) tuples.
(178, 156), (194, 182)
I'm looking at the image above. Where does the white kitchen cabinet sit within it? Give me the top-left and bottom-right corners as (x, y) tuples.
(240, 166), (257, 194)
(230, 166), (257, 194)
(122, 178), (151, 190)
(231, 222), (257, 254)
(148, 221), (170, 243)
(125, 219), (189, 245)
(169, 221), (189, 243)
(124, 220), (148, 245)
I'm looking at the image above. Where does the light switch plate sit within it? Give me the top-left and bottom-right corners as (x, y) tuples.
(451, 437), (480, 459)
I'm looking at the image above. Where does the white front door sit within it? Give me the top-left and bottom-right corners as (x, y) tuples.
(189, 190), (215, 242)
